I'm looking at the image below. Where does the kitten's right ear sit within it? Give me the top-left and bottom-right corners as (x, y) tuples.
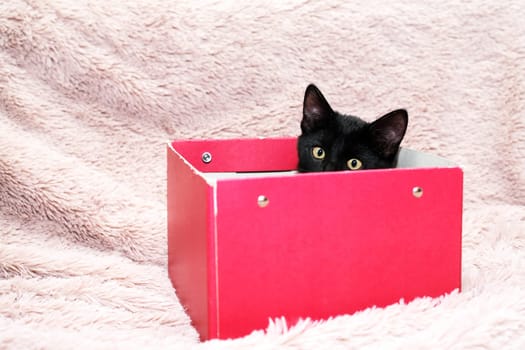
(301, 84), (334, 133)
(368, 109), (409, 158)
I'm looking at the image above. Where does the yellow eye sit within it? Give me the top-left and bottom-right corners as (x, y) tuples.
(312, 146), (326, 160)
(347, 158), (362, 170)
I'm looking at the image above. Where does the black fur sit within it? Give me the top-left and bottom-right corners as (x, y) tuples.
(298, 84), (408, 172)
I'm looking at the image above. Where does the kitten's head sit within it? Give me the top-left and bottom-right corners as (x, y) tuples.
(298, 84), (408, 172)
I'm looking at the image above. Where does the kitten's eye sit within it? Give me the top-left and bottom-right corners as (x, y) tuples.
(311, 146), (326, 160)
(347, 158), (363, 170)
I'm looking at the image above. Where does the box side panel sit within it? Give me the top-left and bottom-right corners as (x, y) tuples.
(170, 137), (298, 172)
(457, 169), (464, 291)
(167, 146), (216, 340)
(213, 167), (463, 339)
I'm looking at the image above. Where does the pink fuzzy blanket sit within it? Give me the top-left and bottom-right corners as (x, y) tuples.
(1, 1), (524, 349)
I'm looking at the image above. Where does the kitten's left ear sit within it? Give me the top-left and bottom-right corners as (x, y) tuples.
(301, 84), (334, 133)
(368, 109), (408, 158)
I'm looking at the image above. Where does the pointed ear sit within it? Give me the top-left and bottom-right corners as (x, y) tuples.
(301, 84), (334, 133)
(368, 109), (408, 158)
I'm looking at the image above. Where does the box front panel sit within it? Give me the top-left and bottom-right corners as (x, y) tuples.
(213, 167), (462, 339)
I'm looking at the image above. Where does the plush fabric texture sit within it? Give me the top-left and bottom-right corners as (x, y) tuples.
(1, 1), (524, 348)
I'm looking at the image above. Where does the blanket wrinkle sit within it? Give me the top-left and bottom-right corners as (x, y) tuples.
(1, 0), (525, 349)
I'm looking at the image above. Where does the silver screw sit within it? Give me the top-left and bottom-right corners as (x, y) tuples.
(412, 187), (423, 198)
(257, 195), (269, 208)
(201, 152), (212, 164)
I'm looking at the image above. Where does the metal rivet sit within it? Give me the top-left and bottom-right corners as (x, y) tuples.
(412, 186), (423, 198)
(201, 152), (212, 164)
(257, 195), (269, 208)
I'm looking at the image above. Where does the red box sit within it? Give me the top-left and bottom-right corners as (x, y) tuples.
(167, 137), (462, 340)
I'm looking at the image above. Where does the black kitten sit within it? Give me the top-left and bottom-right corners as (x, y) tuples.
(298, 84), (408, 172)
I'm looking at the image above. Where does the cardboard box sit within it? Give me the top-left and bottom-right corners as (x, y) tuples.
(167, 137), (462, 340)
